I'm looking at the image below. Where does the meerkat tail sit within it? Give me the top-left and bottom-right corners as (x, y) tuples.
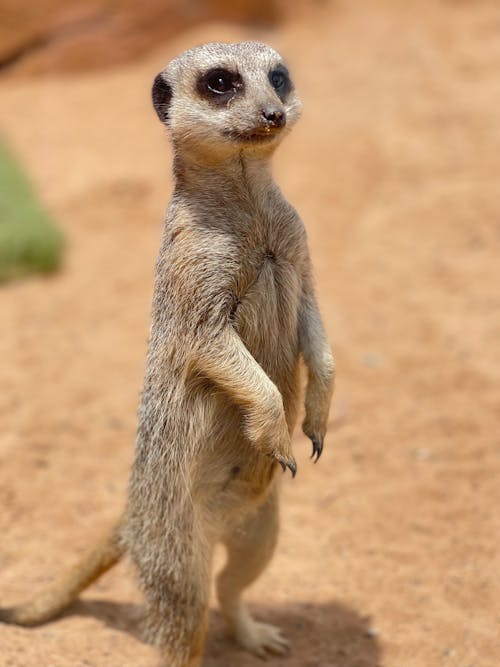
(0, 521), (124, 627)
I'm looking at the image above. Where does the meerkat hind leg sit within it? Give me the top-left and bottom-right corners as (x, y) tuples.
(217, 490), (290, 659)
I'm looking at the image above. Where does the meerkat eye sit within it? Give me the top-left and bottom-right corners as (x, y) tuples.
(269, 65), (292, 101)
(197, 68), (243, 104)
(270, 71), (285, 90)
(207, 69), (234, 94)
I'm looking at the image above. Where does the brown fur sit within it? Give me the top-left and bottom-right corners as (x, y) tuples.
(0, 42), (335, 666)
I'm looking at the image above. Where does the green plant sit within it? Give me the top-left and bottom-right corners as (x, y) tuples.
(0, 139), (63, 282)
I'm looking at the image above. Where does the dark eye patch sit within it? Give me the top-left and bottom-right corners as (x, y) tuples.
(197, 67), (243, 105)
(268, 64), (292, 102)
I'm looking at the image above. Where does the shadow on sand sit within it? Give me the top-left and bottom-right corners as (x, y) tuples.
(69, 598), (381, 666)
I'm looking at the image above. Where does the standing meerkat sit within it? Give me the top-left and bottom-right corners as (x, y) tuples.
(0, 42), (335, 666)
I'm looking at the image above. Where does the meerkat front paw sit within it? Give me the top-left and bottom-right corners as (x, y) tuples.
(245, 394), (297, 476)
(236, 618), (290, 659)
(271, 423), (297, 477)
(302, 399), (329, 463)
(302, 420), (325, 463)
(273, 450), (297, 477)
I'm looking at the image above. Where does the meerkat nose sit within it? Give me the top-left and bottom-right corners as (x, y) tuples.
(261, 107), (286, 128)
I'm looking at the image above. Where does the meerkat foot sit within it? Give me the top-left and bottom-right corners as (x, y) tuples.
(235, 615), (290, 659)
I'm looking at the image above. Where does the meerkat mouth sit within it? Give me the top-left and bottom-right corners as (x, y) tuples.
(224, 128), (281, 144)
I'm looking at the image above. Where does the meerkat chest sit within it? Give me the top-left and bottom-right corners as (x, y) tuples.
(232, 229), (304, 376)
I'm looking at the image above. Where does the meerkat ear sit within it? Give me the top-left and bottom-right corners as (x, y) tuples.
(152, 73), (173, 124)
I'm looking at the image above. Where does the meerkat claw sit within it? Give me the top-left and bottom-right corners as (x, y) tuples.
(276, 455), (297, 477)
(310, 435), (323, 462)
(288, 459), (297, 477)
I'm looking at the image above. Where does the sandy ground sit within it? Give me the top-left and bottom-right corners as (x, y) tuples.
(1, 2), (500, 666)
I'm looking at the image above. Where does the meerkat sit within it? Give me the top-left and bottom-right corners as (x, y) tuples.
(0, 41), (335, 666)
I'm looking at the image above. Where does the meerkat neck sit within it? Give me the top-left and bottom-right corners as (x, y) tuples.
(173, 148), (275, 199)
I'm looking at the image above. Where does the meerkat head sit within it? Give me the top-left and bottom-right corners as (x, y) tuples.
(152, 41), (302, 160)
